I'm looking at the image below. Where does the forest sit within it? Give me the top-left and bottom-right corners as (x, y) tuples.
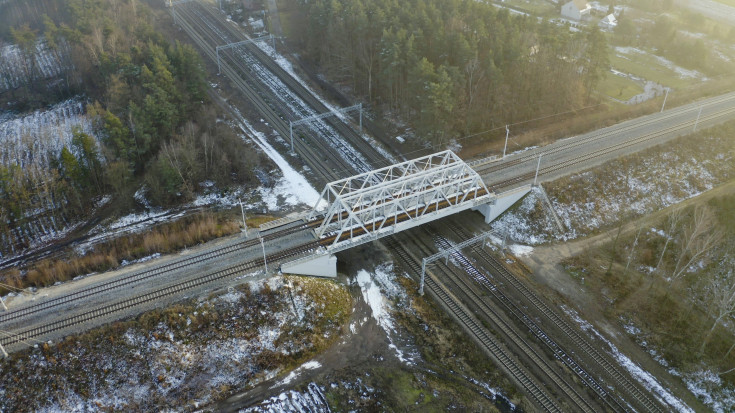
(0, 0), (263, 253)
(285, 0), (609, 143)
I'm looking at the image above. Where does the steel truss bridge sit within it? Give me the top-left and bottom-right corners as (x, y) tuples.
(282, 150), (529, 276)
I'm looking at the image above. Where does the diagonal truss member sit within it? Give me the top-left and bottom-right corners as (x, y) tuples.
(309, 150), (493, 253)
(419, 230), (497, 295)
(215, 35), (276, 74)
(289, 104), (362, 152)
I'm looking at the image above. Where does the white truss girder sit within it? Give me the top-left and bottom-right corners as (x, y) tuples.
(310, 150), (494, 252)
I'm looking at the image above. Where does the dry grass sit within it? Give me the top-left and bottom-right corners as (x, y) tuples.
(563, 195), (735, 387)
(0, 213), (241, 293)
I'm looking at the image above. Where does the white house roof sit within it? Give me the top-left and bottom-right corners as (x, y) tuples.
(569, 0), (591, 11)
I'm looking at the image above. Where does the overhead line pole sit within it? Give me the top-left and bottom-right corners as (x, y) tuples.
(534, 154), (542, 186)
(216, 35), (276, 74)
(420, 230), (497, 295)
(694, 106), (703, 131)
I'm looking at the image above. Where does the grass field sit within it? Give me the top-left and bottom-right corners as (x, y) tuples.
(503, 0), (556, 15)
(610, 52), (701, 90)
(599, 74), (644, 101)
(713, 0), (735, 7)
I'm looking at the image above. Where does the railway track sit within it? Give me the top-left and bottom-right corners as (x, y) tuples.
(484, 104), (735, 191)
(423, 235), (598, 412)
(384, 236), (565, 412)
(0, 241), (320, 349)
(430, 227), (627, 412)
(175, 2), (386, 183)
(476, 91), (735, 176)
(447, 221), (667, 412)
(173, 4), (344, 182)
(194, 3), (389, 168)
(0, 219), (320, 327)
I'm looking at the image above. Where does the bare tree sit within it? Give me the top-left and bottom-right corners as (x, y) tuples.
(672, 206), (721, 282)
(625, 225), (644, 275)
(701, 266), (735, 353)
(655, 208), (682, 273)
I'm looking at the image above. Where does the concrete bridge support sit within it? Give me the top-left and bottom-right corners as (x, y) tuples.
(473, 185), (532, 224)
(281, 253), (337, 278)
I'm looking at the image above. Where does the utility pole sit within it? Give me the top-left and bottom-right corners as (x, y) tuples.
(260, 237), (268, 274)
(503, 125), (509, 158)
(289, 121), (294, 152)
(419, 260), (426, 296)
(239, 198), (248, 235)
(534, 154), (542, 186)
(694, 106), (703, 131)
(661, 88), (669, 113)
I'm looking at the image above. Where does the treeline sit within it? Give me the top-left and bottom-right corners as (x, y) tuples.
(287, 0), (609, 143)
(1, 0), (263, 254)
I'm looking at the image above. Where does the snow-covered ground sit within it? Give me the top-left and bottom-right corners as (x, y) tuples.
(0, 98), (94, 171)
(355, 263), (418, 364)
(243, 382), (330, 412)
(492, 133), (734, 245)
(0, 38), (71, 92)
(0, 276), (349, 412)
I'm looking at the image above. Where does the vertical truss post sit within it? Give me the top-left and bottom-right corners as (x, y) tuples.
(694, 106), (702, 131)
(661, 88), (669, 113)
(534, 154), (542, 186)
(359, 103), (363, 133)
(503, 125), (509, 158)
(216, 47), (221, 74)
(0, 343), (6, 358)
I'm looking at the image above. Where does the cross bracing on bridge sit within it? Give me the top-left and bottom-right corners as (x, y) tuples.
(308, 150), (494, 253)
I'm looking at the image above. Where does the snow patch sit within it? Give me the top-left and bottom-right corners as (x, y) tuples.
(564, 306), (693, 412)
